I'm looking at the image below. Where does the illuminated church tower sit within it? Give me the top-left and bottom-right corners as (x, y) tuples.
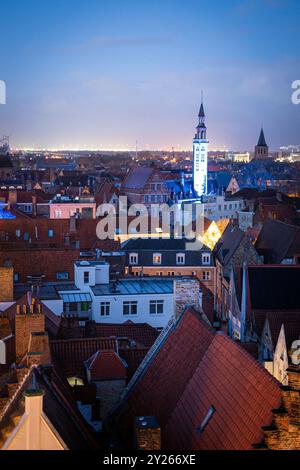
(193, 97), (209, 197)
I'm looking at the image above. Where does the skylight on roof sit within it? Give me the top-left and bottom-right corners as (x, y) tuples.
(197, 405), (216, 433)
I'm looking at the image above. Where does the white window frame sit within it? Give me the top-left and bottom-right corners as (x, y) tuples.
(176, 253), (185, 265)
(153, 253), (162, 265)
(100, 302), (110, 317)
(202, 253), (211, 265)
(123, 301), (138, 316)
(202, 271), (211, 281)
(149, 300), (164, 315)
(129, 253), (138, 265)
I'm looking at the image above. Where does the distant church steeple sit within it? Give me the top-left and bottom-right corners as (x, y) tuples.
(254, 128), (269, 159)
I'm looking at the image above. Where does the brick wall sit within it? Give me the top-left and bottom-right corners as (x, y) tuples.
(135, 416), (161, 450)
(96, 379), (126, 419)
(173, 278), (200, 319)
(27, 332), (51, 366)
(259, 367), (300, 450)
(15, 308), (45, 361)
(0, 267), (13, 302)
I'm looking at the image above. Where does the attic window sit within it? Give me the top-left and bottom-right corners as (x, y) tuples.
(153, 253), (162, 265)
(197, 405), (216, 433)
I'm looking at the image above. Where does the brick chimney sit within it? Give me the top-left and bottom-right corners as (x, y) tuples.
(0, 266), (14, 302)
(135, 416), (161, 450)
(15, 297), (45, 362)
(27, 332), (51, 367)
(258, 366), (300, 450)
(173, 277), (200, 319)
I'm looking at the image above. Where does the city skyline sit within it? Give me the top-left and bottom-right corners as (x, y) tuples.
(0, 0), (300, 150)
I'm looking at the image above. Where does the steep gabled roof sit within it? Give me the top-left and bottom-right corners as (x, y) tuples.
(116, 308), (281, 450)
(123, 166), (153, 190)
(213, 224), (245, 266)
(50, 337), (117, 377)
(93, 322), (159, 348)
(0, 366), (100, 450)
(255, 219), (300, 263)
(85, 350), (127, 380)
(257, 128), (267, 147)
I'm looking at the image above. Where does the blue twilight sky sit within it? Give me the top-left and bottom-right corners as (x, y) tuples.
(0, 0), (300, 151)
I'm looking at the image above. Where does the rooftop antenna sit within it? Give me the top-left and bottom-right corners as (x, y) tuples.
(135, 140), (138, 160)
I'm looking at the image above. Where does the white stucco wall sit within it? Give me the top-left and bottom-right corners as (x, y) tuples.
(91, 292), (174, 328)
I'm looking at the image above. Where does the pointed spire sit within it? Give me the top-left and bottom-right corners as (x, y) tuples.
(198, 91), (205, 118)
(257, 128), (267, 147)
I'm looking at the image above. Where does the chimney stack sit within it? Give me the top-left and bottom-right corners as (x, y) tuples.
(135, 416), (161, 451)
(15, 297), (45, 362)
(0, 267), (14, 302)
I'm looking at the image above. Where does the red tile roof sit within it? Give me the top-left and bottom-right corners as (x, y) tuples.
(0, 248), (80, 283)
(93, 322), (159, 348)
(50, 337), (117, 377)
(85, 350), (127, 380)
(118, 308), (281, 450)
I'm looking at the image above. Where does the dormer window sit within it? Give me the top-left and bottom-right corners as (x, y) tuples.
(153, 253), (162, 265)
(176, 253), (185, 265)
(129, 253), (138, 265)
(202, 253), (211, 265)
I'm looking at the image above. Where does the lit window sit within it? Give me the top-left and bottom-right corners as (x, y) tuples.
(100, 302), (110, 316)
(48, 229), (54, 238)
(150, 300), (164, 315)
(153, 253), (162, 265)
(202, 271), (211, 281)
(14, 273), (19, 282)
(129, 253), (138, 265)
(176, 253), (185, 265)
(15, 229), (20, 237)
(123, 301), (138, 315)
